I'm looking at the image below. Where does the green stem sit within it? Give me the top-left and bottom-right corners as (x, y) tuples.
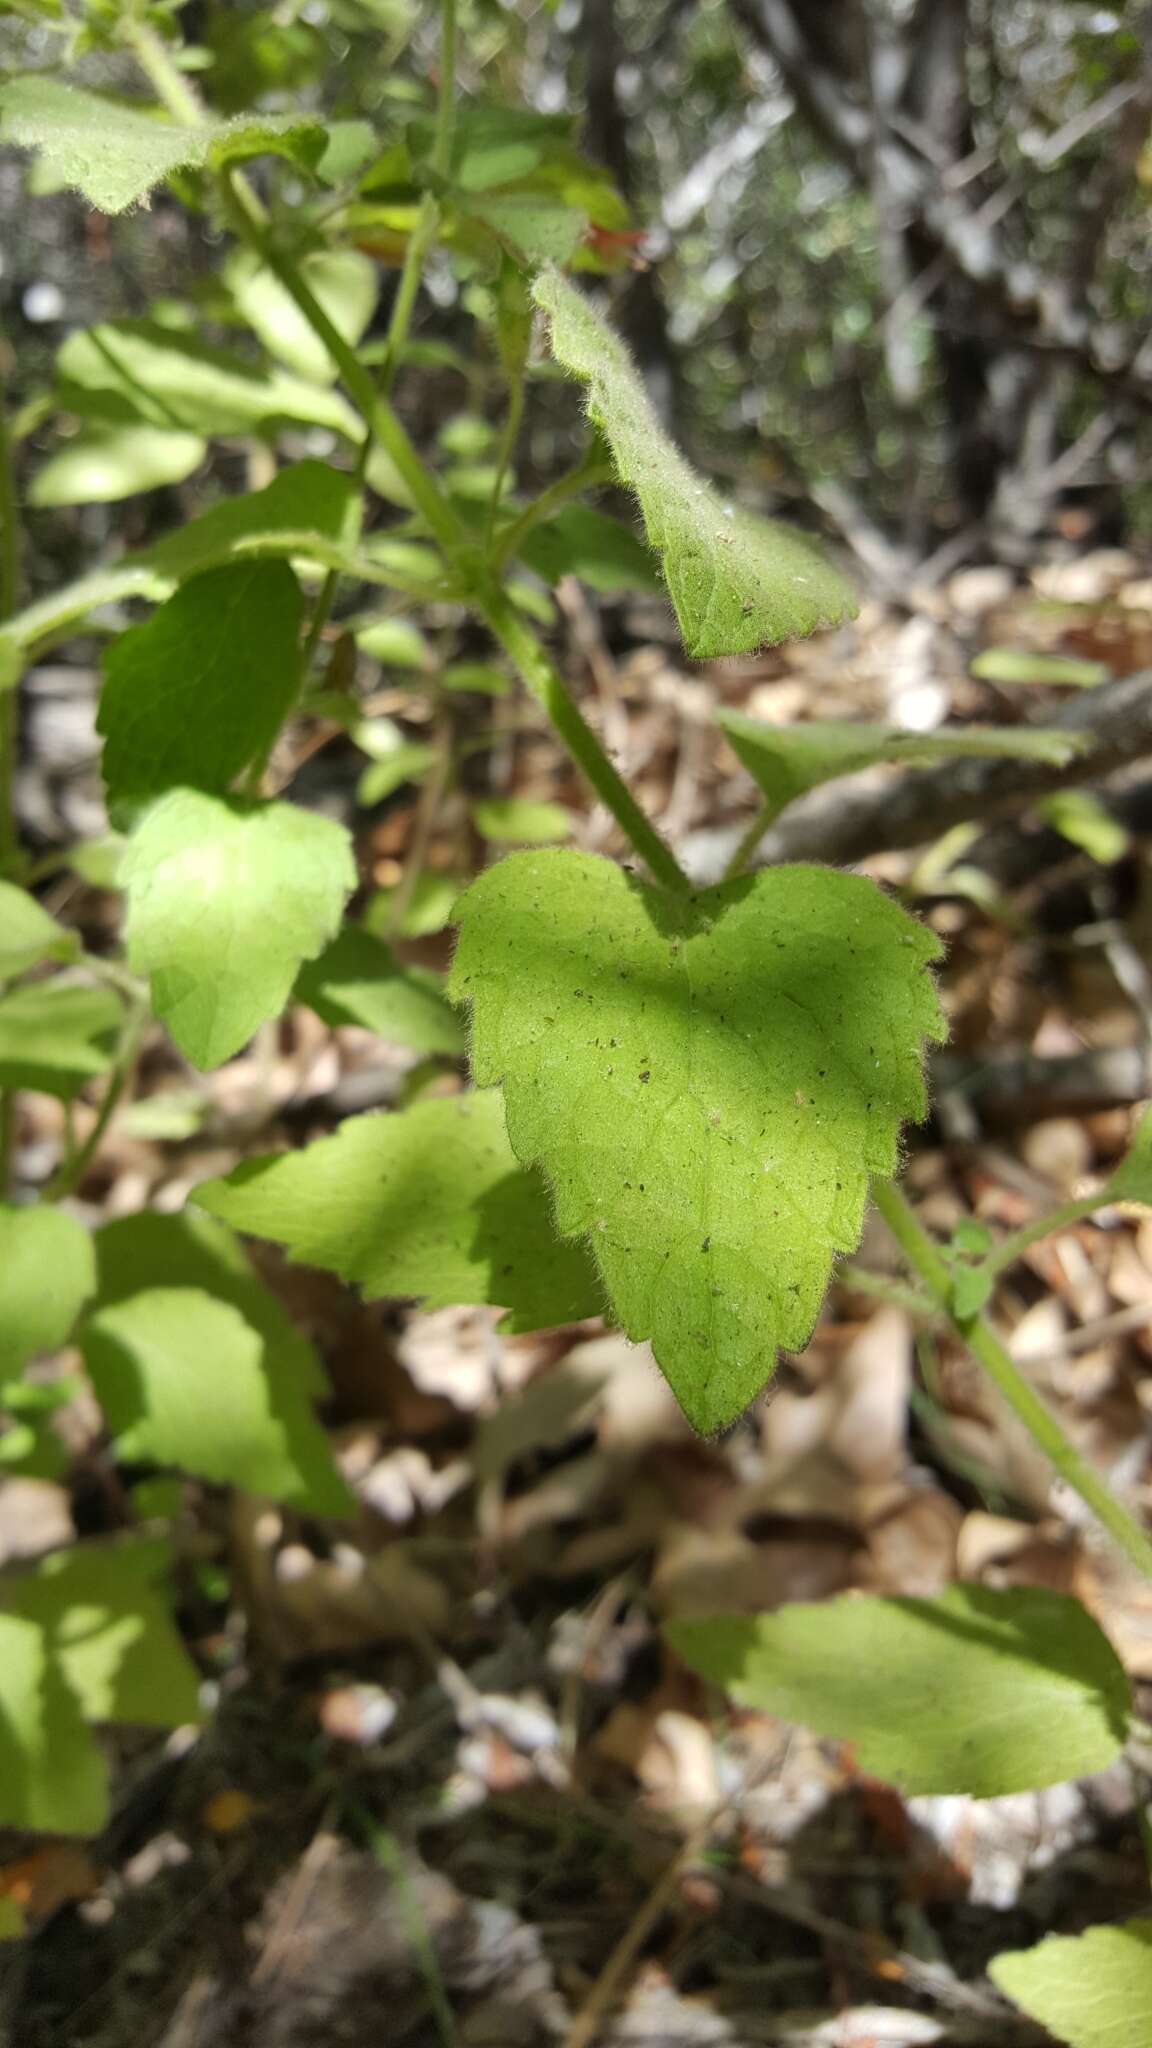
(0, 350), (21, 1195)
(871, 1176), (1152, 1579)
(983, 1189), (1112, 1278)
(0, 357), (21, 873)
(492, 446), (614, 573)
(43, 999), (147, 1202)
(481, 587), (689, 892)
(371, 0), (457, 396)
(723, 799), (776, 882)
(122, 5), (683, 890)
(119, 15), (203, 123)
(486, 371), (524, 545)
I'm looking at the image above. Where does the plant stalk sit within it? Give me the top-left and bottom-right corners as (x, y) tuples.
(481, 587), (690, 893)
(983, 1188), (1116, 1277)
(122, 4), (688, 890)
(871, 1176), (1152, 1578)
(0, 350), (21, 1195)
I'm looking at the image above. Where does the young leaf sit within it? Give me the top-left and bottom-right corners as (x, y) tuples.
(0, 880), (78, 977)
(0, 1205), (95, 1380)
(123, 791), (355, 1067)
(0, 78), (324, 214)
(533, 268), (855, 656)
(57, 320), (360, 440)
(518, 504), (663, 595)
(146, 460), (359, 583)
(0, 982), (121, 1099)
(194, 1090), (603, 1335)
(470, 797), (573, 844)
(990, 1918), (1152, 2048)
(295, 926), (463, 1054)
(0, 1614), (106, 1834)
(9, 1539), (202, 1728)
(667, 1585), (1130, 1796)
(29, 423), (205, 507)
(1041, 789), (1129, 864)
(971, 647), (1111, 688)
(99, 562), (303, 818)
(225, 248), (377, 385)
(82, 1209), (352, 1513)
(721, 712), (1089, 820)
(449, 850), (944, 1431)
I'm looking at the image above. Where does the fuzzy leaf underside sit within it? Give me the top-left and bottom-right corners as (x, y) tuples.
(991, 1919), (1152, 2048)
(532, 268), (856, 657)
(449, 850), (944, 1431)
(193, 1090), (603, 1336)
(668, 1585), (1130, 1797)
(721, 711), (1090, 819)
(0, 78), (324, 213)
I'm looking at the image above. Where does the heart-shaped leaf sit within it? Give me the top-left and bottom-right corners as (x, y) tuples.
(450, 849), (944, 1430)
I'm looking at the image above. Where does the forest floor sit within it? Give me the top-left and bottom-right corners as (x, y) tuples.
(4, 542), (1152, 2047)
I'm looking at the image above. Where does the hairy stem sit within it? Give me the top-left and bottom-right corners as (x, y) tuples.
(0, 351), (21, 1195)
(723, 799), (775, 881)
(482, 588), (690, 892)
(492, 445), (614, 572)
(43, 999), (147, 1202)
(871, 1176), (1152, 1578)
(122, 4), (686, 889)
(983, 1188), (1115, 1277)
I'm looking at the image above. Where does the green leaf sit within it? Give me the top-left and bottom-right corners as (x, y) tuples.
(441, 661), (509, 697)
(365, 870), (463, 938)
(0, 1204), (95, 1380)
(1041, 790), (1129, 864)
(193, 1090), (603, 1336)
(0, 77), (324, 214)
(29, 423), (205, 507)
(357, 744), (436, 806)
(721, 712), (1089, 820)
(57, 320), (360, 439)
(9, 1538), (202, 1728)
(519, 504), (664, 595)
(0, 981), (121, 1099)
(459, 192), (585, 267)
(0, 880), (77, 977)
(146, 459), (359, 582)
(67, 835), (127, 890)
(470, 797), (573, 844)
(99, 562), (304, 819)
(295, 926), (463, 1053)
(533, 269), (856, 656)
(667, 1585), (1130, 1796)
(0, 1613), (106, 1833)
(449, 849), (944, 1431)
(123, 791), (356, 1067)
(1105, 1105), (1152, 1206)
(971, 647), (1112, 688)
(949, 1261), (992, 1320)
(354, 616), (431, 669)
(990, 1918), (1152, 2048)
(82, 1209), (352, 1513)
(224, 247), (377, 385)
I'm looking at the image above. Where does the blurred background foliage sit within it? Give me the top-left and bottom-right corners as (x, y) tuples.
(2, 0), (1151, 582)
